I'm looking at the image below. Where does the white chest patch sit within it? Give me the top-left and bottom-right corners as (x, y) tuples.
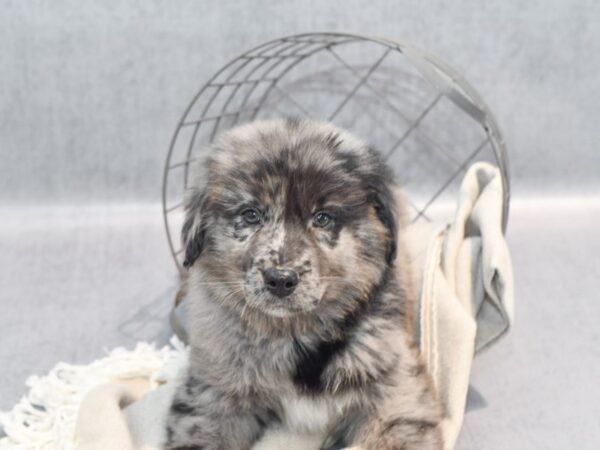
(281, 395), (340, 433)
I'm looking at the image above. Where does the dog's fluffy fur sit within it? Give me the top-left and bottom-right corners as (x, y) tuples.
(165, 119), (443, 450)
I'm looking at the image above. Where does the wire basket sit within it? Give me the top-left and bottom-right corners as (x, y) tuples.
(162, 32), (510, 274)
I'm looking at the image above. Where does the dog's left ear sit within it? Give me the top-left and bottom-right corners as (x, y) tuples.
(181, 189), (208, 269)
(369, 179), (398, 267)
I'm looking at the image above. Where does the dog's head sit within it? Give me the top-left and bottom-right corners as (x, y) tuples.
(182, 119), (400, 322)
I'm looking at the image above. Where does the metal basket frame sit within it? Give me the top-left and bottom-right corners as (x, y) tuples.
(162, 32), (510, 274)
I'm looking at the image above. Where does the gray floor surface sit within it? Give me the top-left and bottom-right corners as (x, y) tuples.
(1, 198), (599, 449)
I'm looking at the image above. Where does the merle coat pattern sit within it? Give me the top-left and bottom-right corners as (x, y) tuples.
(165, 119), (443, 450)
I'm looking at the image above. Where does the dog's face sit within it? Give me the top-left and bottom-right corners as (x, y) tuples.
(183, 120), (398, 321)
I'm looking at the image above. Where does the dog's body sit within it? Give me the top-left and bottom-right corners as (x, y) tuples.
(165, 119), (443, 450)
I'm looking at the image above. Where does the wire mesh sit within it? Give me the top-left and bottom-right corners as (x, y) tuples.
(162, 33), (510, 274)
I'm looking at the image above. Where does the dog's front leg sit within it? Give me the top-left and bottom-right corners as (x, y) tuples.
(347, 400), (443, 450)
(346, 348), (444, 450)
(164, 374), (264, 450)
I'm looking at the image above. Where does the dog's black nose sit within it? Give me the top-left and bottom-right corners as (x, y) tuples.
(262, 268), (299, 297)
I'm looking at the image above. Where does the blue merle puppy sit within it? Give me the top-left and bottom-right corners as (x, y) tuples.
(164, 119), (443, 450)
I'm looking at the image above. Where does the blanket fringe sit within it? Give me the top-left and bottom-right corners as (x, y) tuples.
(0, 337), (187, 450)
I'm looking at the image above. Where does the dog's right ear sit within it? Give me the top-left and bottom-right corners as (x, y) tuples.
(181, 190), (207, 269)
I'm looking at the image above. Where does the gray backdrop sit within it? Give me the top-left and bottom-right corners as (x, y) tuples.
(1, 0), (599, 205)
(1, 1), (599, 449)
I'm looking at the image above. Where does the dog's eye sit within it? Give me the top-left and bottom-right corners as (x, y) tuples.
(312, 211), (332, 228)
(241, 208), (261, 225)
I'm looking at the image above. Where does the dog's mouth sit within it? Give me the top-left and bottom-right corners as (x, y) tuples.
(242, 282), (322, 318)
(252, 294), (309, 317)
(260, 303), (297, 318)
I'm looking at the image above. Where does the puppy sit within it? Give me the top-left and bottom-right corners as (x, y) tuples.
(165, 119), (443, 450)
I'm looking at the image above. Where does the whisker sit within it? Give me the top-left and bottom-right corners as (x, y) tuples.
(344, 254), (386, 266)
(240, 302), (248, 320)
(219, 287), (245, 304)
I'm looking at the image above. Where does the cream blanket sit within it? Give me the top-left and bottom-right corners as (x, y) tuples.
(0, 162), (513, 450)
